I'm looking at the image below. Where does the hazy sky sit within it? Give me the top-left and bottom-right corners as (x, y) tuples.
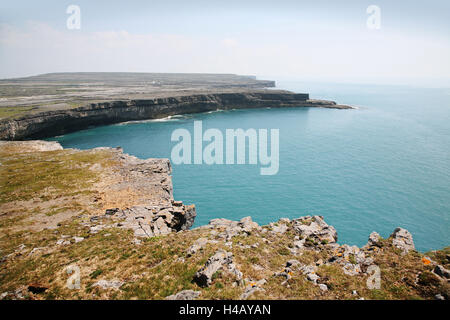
(1, 0), (449, 86)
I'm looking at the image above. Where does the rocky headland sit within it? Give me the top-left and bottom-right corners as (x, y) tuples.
(0, 91), (351, 140)
(0, 73), (353, 140)
(0, 74), (446, 300)
(0, 141), (448, 300)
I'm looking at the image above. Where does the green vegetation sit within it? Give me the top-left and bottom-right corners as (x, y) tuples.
(0, 149), (114, 204)
(90, 270), (103, 279)
(0, 106), (35, 119)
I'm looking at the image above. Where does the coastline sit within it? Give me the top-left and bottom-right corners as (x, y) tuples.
(1, 74), (447, 300)
(0, 140), (448, 300)
(0, 90), (352, 140)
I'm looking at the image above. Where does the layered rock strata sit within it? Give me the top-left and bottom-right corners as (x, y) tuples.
(0, 91), (352, 140)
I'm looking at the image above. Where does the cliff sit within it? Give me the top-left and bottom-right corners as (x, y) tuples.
(0, 91), (352, 140)
(0, 141), (448, 300)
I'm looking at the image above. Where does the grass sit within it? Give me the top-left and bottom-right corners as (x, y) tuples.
(0, 149), (115, 204)
(90, 270), (103, 279)
(426, 247), (450, 265)
(0, 106), (36, 119)
(1, 214), (449, 300)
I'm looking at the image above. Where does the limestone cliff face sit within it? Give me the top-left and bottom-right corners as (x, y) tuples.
(0, 140), (196, 234)
(0, 92), (352, 140)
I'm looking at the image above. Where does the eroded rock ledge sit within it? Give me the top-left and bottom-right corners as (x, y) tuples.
(89, 202), (196, 240)
(0, 140), (196, 233)
(0, 91), (352, 140)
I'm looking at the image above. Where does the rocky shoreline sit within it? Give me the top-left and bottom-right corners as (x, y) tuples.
(0, 141), (448, 300)
(0, 91), (352, 140)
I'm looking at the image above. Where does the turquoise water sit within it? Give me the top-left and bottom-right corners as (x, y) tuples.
(48, 81), (450, 252)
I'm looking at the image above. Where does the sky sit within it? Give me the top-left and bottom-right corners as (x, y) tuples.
(1, 0), (449, 87)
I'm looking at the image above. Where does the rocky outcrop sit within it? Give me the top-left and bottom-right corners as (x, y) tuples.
(90, 201), (196, 238)
(0, 91), (353, 140)
(69, 146), (197, 238)
(434, 265), (450, 280)
(292, 216), (338, 248)
(202, 216), (262, 240)
(193, 250), (242, 287)
(366, 231), (382, 247)
(194, 215), (413, 290)
(390, 227), (415, 253)
(187, 238), (209, 257)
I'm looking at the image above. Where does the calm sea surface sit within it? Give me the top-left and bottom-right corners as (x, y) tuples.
(48, 81), (450, 252)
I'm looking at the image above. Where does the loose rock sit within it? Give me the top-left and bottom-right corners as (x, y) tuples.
(390, 227), (415, 253)
(292, 216), (337, 244)
(165, 290), (201, 300)
(193, 250), (241, 287)
(186, 238), (208, 257)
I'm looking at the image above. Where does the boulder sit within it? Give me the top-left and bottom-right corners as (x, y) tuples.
(73, 236), (84, 243)
(56, 239), (70, 246)
(27, 284), (48, 294)
(186, 238), (208, 257)
(434, 265), (450, 279)
(390, 228), (415, 253)
(174, 204), (197, 231)
(435, 294), (445, 300)
(28, 247), (46, 256)
(108, 203), (196, 238)
(292, 216), (337, 244)
(240, 279), (266, 299)
(193, 250), (239, 287)
(293, 239), (305, 250)
(286, 260), (301, 268)
(105, 208), (120, 216)
(239, 216), (261, 233)
(228, 262), (243, 284)
(208, 218), (236, 228)
(306, 273), (320, 283)
(299, 265), (317, 275)
(318, 284), (328, 291)
(207, 217), (259, 240)
(342, 262), (361, 276)
(152, 217), (171, 236)
(366, 231), (382, 247)
(89, 225), (104, 234)
(271, 223), (288, 234)
(172, 200), (183, 207)
(240, 286), (265, 299)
